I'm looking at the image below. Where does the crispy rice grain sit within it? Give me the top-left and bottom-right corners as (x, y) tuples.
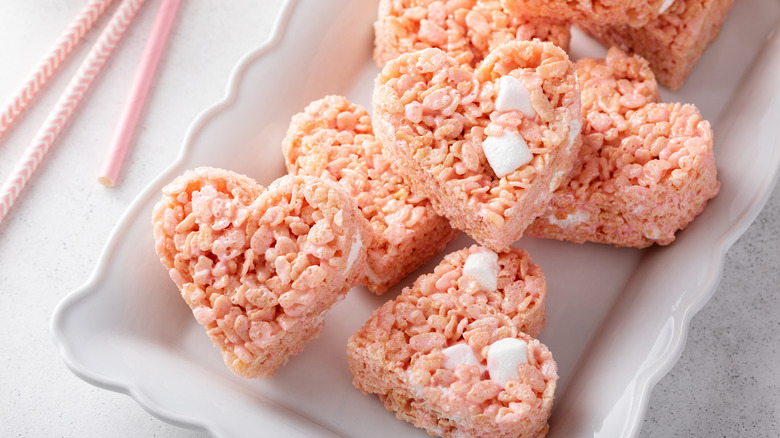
(283, 95), (458, 294)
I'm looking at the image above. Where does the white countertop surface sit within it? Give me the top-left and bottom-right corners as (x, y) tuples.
(0, 1), (777, 437)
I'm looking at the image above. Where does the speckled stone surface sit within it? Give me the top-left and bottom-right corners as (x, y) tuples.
(639, 181), (780, 437)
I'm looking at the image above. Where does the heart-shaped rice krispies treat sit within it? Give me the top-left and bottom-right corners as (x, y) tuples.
(347, 245), (554, 438)
(374, 0), (571, 68)
(501, 0), (672, 28)
(526, 47), (720, 247)
(283, 95), (459, 295)
(373, 40), (582, 252)
(152, 167), (370, 378)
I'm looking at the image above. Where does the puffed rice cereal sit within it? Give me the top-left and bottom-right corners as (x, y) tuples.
(526, 48), (720, 247)
(347, 245), (554, 438)
(283, 95), (459, 295)
(374, 0), (571, 67)
(373, 40), (582, 252)
(152, 167), (370, 377)
(577, 0), (735, 90)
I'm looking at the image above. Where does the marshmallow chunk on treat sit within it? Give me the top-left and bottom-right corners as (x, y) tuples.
(482, 131), (533, 178)
(495, 75), (536, 118)
(347, 233), (363, 270)
(568, 118), (582, 149)
(462, 247), (499, 291)
(484, 76), (538, 178)
(487, 337), (529, 387)
(658, 0), (676, 14)
(441, 343), (482, 371)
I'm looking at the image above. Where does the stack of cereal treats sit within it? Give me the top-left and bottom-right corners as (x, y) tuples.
(150, 1), (726, 436)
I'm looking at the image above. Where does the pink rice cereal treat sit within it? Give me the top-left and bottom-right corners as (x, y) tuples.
(578, 0), (735, 90)
(526, 48), (720, 247)
(347, 245), (555, 438)
(374, 0), (571, 68)
(501, 0), (671, 28)
(283, 96), (459, 295)
(152, 167), (370, 378)
(373, 40), (582, 252)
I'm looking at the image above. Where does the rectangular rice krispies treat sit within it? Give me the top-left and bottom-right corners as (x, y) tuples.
(283, 95), (459, 294)
(374, 0), (571, 67)
(347, 245), (555, 438)
(577, 0), (736, 90)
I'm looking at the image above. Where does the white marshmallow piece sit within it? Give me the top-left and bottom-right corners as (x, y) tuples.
(441, 343), (481, 371)
(568, 117), (582, 149)
(487, 337), (529, 387)
(482, 131), (533, 178)
(495, 75), (536, 119)
(549, 170), (565, 192)
(347, 233), (362, 270)
(658, 0), (675, 14)
(547, 209), (587, 229)
(462, 248), (499, 291)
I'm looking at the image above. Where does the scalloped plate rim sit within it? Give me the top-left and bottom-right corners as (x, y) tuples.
(50, 1), (780, 436)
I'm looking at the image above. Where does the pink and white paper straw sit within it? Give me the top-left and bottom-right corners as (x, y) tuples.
(0, 0), (147, 225)
(0, 0), (116, 141)
(99, 0), (181, 187)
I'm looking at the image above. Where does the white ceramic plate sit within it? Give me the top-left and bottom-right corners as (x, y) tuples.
(52, 0), (780, 436)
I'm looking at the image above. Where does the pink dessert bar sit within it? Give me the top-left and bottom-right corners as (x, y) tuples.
(374, 0), (571, 67)
(152, 167), (370, 378)
(501, 0), (671, 28)
(526, 48), (720, 247)
(373, 40), (582, 252)
(282, 95), (459, 295)
(577, 0), (736, 89)
(347, 245), (555, 438)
